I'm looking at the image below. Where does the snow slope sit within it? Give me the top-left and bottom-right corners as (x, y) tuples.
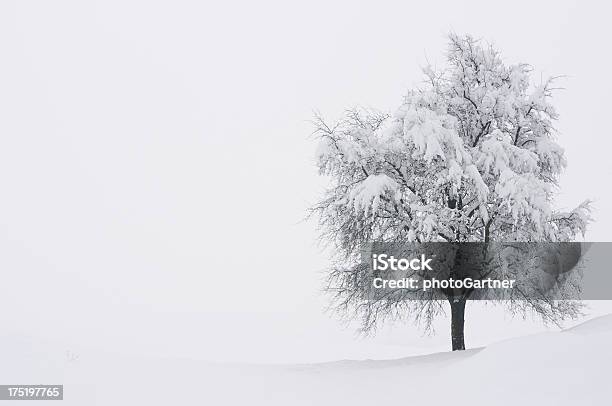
(2, 315), (611, 405)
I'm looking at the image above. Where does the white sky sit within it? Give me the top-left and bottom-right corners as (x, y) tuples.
(1, 0), (611, 362)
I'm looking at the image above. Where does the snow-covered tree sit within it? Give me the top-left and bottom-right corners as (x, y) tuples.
(311, 34), (591, 351)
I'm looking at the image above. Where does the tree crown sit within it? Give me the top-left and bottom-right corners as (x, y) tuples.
(313, 34), (590, 255)
(311, 34), (591, 333)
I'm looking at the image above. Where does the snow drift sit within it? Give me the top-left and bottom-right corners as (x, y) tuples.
(2, 314), (611, 405)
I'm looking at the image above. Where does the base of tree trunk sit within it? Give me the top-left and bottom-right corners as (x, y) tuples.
(450, 299), (466, 351)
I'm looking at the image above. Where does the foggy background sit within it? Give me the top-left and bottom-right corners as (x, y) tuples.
(1, 0), (611, 364)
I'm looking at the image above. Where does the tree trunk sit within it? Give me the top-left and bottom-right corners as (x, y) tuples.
(450, 298), (466, 351)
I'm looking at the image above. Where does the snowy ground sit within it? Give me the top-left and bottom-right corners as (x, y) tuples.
(1, 314), (610, 405)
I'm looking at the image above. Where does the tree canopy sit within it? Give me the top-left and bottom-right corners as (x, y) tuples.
(311, 34), (591, 344)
